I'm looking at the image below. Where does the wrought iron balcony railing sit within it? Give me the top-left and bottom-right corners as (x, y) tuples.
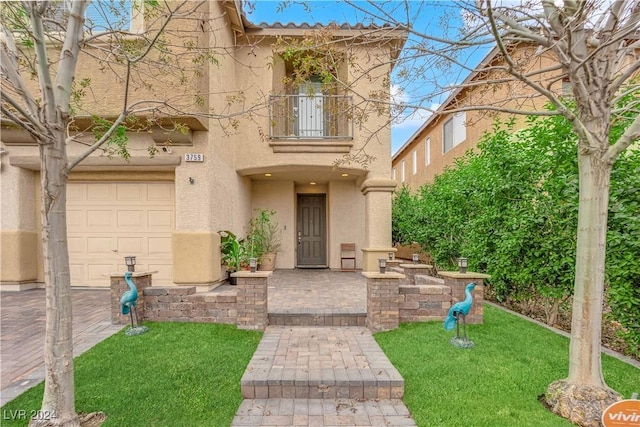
(269, 94), (353, 139)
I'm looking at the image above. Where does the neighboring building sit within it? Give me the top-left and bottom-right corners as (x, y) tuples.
(0, 1), (406, 290)
(392, 44), (564, 191)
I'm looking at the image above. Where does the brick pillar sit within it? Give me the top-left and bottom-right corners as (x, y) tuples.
(109, 272), (153, 325)
(363, 272), (404, 332)
(398, 264), (433, 286)
(234, 271), (271, 331)
(439, 271), (491, 324)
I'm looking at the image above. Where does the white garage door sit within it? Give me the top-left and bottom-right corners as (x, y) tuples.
(67, 182), (174, 287)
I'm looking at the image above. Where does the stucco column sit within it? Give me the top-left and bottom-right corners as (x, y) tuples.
(360, 179), (397, 272)
(0, 165), (39, 290)
(172, 130), (222, 287)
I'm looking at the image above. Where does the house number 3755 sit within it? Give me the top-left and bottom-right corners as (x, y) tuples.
(184, 153), (204, 162)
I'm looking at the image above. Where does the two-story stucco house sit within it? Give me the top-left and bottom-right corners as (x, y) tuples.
(392, 44), (564, 191)
(0, 1), (406, 290)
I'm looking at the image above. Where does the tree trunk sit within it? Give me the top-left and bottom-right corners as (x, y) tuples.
(30, 134), (79, 427)
(545, 149), (621, 427)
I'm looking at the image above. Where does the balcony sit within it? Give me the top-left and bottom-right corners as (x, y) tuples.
(269, 94), (353, 140)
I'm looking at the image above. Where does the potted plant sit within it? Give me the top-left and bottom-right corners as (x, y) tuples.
(218, 230), (246, 285)
(247, 209), (282, 271)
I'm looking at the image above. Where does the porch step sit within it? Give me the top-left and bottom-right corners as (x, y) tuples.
(268, 310), (366, 327)
(231, 398), (416, 426)
(240, 326), (404, 401)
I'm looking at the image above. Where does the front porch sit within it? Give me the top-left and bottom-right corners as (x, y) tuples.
(268, 269), (366, 327)
(132, 266), (488, 332)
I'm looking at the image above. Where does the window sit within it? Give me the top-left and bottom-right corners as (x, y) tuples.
(425, 137), (431, 165)
(392, 168), (396, 181)
(401, 160), (405, 183)
(48, 1), (137, 32)
(85, 1), (134, 32)
(412, 150), (417, 175)
(443, 112), (466, 153)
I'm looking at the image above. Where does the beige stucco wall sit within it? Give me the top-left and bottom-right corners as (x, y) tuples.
(328, 180), (365, 269)
(251, 180), (296, 269)
(0, 158), (39, 287)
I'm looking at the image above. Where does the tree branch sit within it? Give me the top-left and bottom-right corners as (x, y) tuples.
(604, 109), (640, 163)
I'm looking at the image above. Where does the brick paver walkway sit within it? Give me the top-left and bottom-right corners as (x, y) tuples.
(0, 289), (122, 405)
(235, 269), (416, 426)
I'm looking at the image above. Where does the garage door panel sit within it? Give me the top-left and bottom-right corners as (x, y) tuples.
(69, 264), (84, 283)
(148, 210), (173, 227)
(68, 237), (85, 254)
(87, 237), (114, 254)
(67, 210), (85, 228)
(67, 185), (85, 201)
(67, 182), (174, 287)
(87, 210), (113, 228)
(147, 184), (173, 201)
(118, 237), (144, 254)
(117, 184), (144, 201)
(86, 183), (113, 201)
(117, 210), (145, 227)
(148, 237), (171, 255)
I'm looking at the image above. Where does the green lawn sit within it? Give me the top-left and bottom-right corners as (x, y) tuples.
(374, 304), (640, 427)
(1, 322), (262, 427)
(3, 308), (638, 427)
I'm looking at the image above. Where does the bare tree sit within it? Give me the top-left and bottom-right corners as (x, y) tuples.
(342, 0), (639, 425)
(1, 2), (261, 425)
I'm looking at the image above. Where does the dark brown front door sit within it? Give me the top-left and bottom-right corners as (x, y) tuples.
(297, 194), (326, 267)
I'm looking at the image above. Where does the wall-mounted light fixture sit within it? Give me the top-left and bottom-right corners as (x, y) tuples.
(249, 258), (257, 273)
(412, 254), (419, 264)
(378, 258), (387, 274)
(265, 173), (272, 177)
(458, 257), (468, 274)
(388, 251), (394, 260)
(189, 177), (195, 184)
(125, 256), (136, 272)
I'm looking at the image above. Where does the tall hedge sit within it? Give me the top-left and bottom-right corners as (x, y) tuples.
(392, 114), (639, 354)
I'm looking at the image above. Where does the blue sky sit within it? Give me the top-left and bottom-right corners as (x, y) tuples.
(246, 1), (490, 155)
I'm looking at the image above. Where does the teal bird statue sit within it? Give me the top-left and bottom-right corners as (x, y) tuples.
(444, 282), (477, 339)
(120, 272), (139, 328)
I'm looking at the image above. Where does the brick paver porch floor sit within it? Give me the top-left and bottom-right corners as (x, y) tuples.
(268, 269), (366, 313)
(267, 269), (367, 327)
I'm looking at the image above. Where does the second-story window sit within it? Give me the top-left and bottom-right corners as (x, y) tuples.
(443, 112), (466, 153)
(392, 168), (397, 181)
(297, 78), (325, 137)
(412, 150), (417, 175)
(425, 137), (431, 165)
(401, 160), (406, 183)
(47, 1), (138, 33)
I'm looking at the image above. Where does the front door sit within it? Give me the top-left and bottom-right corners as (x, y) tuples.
(297, 194), (326, 267)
